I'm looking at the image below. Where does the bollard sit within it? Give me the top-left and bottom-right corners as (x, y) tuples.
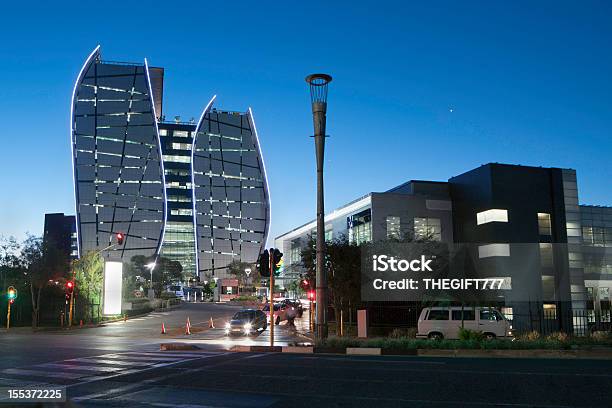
(161, 322), (166, 334)
(209, 316), (215, 328)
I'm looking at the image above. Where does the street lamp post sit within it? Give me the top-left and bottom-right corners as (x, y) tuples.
(305, 73), (332, 340)
(146, 262), (156, 299)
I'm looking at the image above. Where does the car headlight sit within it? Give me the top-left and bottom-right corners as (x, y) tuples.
(244, 323), (252, 331)
(225, 322), (231, 329)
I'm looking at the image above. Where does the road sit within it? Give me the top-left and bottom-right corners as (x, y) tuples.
(0, 303), (611, 407)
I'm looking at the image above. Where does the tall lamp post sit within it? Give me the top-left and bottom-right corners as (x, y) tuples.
(146, 262), (156, 299)
(305, 73), (332, 340)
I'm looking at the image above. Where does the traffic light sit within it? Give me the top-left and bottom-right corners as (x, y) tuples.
(7, 286), (17, 304)
(272, 248), (283, 276)
(66, 281), (74, 294)
(256, 250), (269, 277)
(308, 290), (315, 301)
(116, 232), (125, 245)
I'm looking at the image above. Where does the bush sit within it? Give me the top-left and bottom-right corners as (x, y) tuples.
(591, 331), (612, 341)
(517, 330), (541, 341)
(458, 327), (484, 341)
(230, 295), (258, 302)
(388, 328), (406, 339)
(160, 292), (178, 300)
(545, 332), (569, 342)
(405, 327), (418, 339)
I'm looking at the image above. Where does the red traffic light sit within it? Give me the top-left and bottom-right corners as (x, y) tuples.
(308, 290), (315, 300)
(66, 281), (73, 289)
(116, 232), (125, 245)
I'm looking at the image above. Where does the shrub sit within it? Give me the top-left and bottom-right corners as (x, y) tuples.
(517, 330), (540, 341)
(388, 328), (406, 339)
(405, 327), (418, 339)
(591, 331), (612, 342)
(458, 327), (485, 341)
(545, 332), (569, 342)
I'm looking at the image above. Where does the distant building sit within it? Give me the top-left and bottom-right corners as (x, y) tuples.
(43, 213), (77, 260)
(275, 163), (612, 334)
(70, 46), (270, 280)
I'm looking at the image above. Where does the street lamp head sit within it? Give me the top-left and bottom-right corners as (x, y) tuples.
(305, 73), (332, 105)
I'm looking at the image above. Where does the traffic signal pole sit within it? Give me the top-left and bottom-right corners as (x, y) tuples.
(6, 299), (11, 330)
(269, 248), (274, 347)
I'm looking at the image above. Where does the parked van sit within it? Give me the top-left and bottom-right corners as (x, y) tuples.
(417, 307), (512, 340)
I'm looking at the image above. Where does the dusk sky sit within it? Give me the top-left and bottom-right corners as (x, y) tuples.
(1, 1), (611, 245)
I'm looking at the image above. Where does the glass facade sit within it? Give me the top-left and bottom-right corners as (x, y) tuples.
(71, 47), (165, 261)
(72, 48), (270, 280)
(193, 108), (270, 278)
(414, 217), (442, 241)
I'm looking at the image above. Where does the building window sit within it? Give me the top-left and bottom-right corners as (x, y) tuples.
(163, 155), (191, 163)
(348, 209), (371, 245)
(478, 243), (510, 258)
(325, 226), (333, 242)
(386, 216), (401, 240)
(171, 142), (191, 151)
(414, 217), (441, 241)
(539, 243), (553, 268)
(159, 129), (168, 136)
(167, 195), (191, 203)
(476, 209), (508, 225)
(173, 130), (189, 137)
(170, 209), (193, 216)
(537, 213), (552, 235)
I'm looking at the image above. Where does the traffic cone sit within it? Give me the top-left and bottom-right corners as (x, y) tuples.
(209, 316), (215, 328)
(161, 322), (166, 334)
(185, 317), (191, 335)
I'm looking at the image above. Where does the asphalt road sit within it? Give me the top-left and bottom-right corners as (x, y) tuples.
(1, 351), (611, 407)
(1, 303), (611, 407)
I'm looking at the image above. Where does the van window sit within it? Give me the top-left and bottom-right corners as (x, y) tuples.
(427, 310), (449, 320)
(480, 309), (501, 321)
(451, 310), (475, 320)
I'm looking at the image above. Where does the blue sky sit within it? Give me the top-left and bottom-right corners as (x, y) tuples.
(0, 1), (611, 244)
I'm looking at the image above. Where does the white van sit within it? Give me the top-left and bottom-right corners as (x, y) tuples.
(417, 307), (512, 340)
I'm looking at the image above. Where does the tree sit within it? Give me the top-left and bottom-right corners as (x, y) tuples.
(20, 235), (69, 328)
(126, 255), (183, 296)
(326, 235), (361, 334)
(72, 251), (104, 322)
(299, 235), (316, 293)
(227, 260), (254, 291)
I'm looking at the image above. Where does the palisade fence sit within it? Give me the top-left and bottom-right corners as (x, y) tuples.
(327, 303), (611, 337)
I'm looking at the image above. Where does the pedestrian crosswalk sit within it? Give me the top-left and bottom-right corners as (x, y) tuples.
(0, 350), (218, 391)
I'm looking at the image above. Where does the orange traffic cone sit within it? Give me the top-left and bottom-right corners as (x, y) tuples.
(161, 322), (166, 334)
(209, 316), (215, 328)
(185, 317), (191, 335)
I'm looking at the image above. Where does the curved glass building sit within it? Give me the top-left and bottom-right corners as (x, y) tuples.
(71, 46), (270, 279)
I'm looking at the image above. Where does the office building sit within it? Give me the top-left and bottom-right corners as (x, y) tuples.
(275, 163), (611, 333)
(71, 46), (270, 280)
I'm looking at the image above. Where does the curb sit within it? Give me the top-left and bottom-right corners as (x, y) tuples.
(228, 346), (612, 359)
(160, 343), (201, 351)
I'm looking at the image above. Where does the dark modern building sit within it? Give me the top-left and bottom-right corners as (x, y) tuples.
(70, 46), (270, 280)
(276, 163), (611, 334)
(43, 213), (78, 260)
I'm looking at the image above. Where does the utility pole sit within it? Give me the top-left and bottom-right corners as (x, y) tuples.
(305, 73), (332, 340)
(269, 248), (274, 347)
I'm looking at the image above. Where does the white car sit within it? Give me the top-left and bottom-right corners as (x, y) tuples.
(417, 307), (513, 340)
(262, 303), (291, 325)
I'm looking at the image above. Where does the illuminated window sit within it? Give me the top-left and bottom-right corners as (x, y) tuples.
(171, 143), (191, 150)
(476, 209), (508, 225)
(159, 129), (168, 136)
(414, 217), (441, 241)
(537, 213), (552, 235)
(170, 209), (193, 216)
(163, 155), (191, 163)
(173, 130), (189, 137)
(539, 243), (553, 267)
(386, 216), (401, 239)
(478, 243), (510, 258)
